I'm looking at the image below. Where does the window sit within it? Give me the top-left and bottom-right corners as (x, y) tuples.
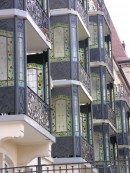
(52, 95), (72, 137)
(122, 107), (127, 133)
(0, 30), (14, 87)
(80, 112), (92, 144)
(116, 106), (122, 133)
(54, 27), (65, 58)
(27, 63), (44, 99)
(99, 22), (104, 48)
(73, 95), (79, 136)
(18, 32), (24, 87)
(56, 99), (67, 132)
(89, 22), (98, 48)
(91, 73), (101, 104)
(71, 23), (77, 61)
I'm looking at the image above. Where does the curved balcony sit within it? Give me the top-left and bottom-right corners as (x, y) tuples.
(28, 87), (50, 131)
(88, 0), (110, 25)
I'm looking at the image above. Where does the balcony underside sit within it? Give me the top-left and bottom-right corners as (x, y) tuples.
(26, 19), (50, 53)
(0, 114), (55, 144)
(93, 119), (117, 135)
(52, 79), (93, 104)
(0, 9), (51, 53)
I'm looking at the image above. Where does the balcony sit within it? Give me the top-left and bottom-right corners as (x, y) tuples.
(50, 0), (89, 41)
(81, 137), (94, 162)
(28, 87), (50, 131)
(115, 84), (130, 107)
(79, 64), (91, 93)
(107, 105), (116, 128)
(75, 0), (88, 28)
(105, 50), (113, 75)
(26, 0), (50, 52)
(0, 0), (50, 52)
(26, 0), (49, 37)
(1, 160), (129, 173)
(79, 64), (92, 104)
(88, 0), (110, 25)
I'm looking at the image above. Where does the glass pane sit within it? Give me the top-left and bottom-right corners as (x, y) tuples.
(27, 68), (37, 93)
(54, 27), (65, 58)
(71, 23), (77, 61)
(56, 99), (67, 132)
(89, 22), (98, 48)
(18, 32), (24, 87)
(100, 22), (104, 48)
(91, 74), (101, 104)
(0, 36), (7, 80)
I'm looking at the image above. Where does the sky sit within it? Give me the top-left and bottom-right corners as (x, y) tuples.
(104, 0), (130, 58)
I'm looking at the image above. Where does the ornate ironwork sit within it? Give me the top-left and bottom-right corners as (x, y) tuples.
(105, 50), (113, 74)
(0, 160), (129, 173)
(108, 105), (116, 128)
(27, 87), (50, 131)
(81, 137), (94, 162)
(79, 64), (91, 93)
(88, 0), (110, 25)
(75, 0), (88, 27)
(115, 84), (130, 107)
(26, 0), (49, 39)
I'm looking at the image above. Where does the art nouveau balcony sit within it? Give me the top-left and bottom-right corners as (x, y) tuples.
(0, 0), (50, 53)
(52, 64), (92, 105)
(0, 86), (55, 166)
(50, 0), (90, 41)
(115, 84), (130, 107)
(93, 104), (117, 133)
(88, 0), (110, 25)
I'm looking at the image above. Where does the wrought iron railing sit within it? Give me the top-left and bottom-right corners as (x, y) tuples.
(115, 84), (130, 106)
(75, 0), (88, 27)
(81, 137), (94, 162)
(107, 105), (116, 128)
(27, 87), (50, 131)
(26, 0), (49, 39)
(79, 64), (91, 93)
(105, 50), (113, 74)
(88, 0), (110, 25)
(0, 160), (129, 173)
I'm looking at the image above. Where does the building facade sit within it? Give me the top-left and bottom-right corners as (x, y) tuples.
(50, 0), (95, 170)
(0, 0), (129, 173)
(0, 0), (55, 168)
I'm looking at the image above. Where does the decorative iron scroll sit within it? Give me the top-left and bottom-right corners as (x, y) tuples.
(79, 64), (91, 93)
(108, 105), (116, 128)
(82, 137), (94, 161)
(76, 0), (88, 27)
(115, 84), (130, 106)
(26, 0), (49, 39)
(28, 87), (50, 131)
